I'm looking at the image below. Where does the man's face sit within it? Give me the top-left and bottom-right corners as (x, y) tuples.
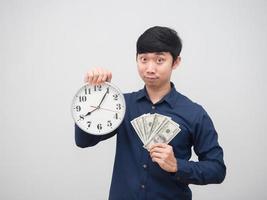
(136, 52), (180, 88)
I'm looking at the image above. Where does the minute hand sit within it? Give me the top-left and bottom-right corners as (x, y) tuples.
(97, 88), (109, 107)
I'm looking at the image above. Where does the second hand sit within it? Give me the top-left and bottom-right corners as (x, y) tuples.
(90, 105), (117, 113)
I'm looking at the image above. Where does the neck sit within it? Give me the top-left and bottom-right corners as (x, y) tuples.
(146, 82), (171, 104)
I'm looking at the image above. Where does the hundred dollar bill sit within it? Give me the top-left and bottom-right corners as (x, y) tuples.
(136, 114), (148, 141)
(131, 118), (145, 144)
(144, 119), (181, 149)
(142, 114), (155, 141)
(149, 113), (171, 141)
(131, 114), (148, 143)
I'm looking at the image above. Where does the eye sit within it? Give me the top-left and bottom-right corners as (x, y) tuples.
(140, 57), (147, 63)
(156, 57), (165, 64)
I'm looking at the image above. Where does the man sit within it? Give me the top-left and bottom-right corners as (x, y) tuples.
(75, 26), (226, 200)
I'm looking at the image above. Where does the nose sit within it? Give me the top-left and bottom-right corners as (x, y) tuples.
(146, 61), (155, 73)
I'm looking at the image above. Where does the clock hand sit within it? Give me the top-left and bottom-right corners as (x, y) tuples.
(90, 105), (117, 113)
(83, 106), (98, 117)
(82, 88), (110, 117)
(97, 88), (109, 107)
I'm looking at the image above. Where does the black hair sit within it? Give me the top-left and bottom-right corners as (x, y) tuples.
(136, 26), (182, 61)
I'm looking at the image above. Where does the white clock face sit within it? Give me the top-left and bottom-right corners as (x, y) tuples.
(71, 82), (126, 135)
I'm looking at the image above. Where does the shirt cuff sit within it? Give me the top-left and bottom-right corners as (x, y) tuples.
(171, 158), (191, 182)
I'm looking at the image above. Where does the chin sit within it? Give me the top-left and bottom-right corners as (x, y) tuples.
(145, 80), (159, 87)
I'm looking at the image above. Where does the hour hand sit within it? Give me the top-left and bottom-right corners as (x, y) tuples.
(84, 106), (98, 117)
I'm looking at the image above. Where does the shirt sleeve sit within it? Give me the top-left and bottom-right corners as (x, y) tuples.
(174, 109), (226, 185)
(75, 124), (117, 148)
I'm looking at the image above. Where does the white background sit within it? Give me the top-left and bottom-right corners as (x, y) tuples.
(1, 0), (266, 199)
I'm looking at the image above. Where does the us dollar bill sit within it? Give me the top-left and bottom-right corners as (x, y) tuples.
(131, 114), (148, 143)
(136, 114), (148, 141)
(144, 119), (181, 149)
(130, 120), (145, 144)
(142, 114), (155, 141)
(149, 114), (171, 141)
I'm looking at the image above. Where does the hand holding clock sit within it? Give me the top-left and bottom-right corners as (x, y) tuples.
(72, 67), (125, 135)
(81, 68), (113, 117)
(84, 67), (112, 85)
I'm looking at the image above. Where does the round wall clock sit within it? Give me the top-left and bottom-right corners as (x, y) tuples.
(71, 82), (126, 135)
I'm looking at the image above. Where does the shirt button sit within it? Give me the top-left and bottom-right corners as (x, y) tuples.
(143, 164), (147, 169)
(152, 106), (156, 109)
(141, 184), (145, 189)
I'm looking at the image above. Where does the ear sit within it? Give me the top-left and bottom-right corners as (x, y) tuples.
(172, 56), (181, 70)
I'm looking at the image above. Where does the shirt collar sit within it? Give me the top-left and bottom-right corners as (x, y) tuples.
(135, 82), (177, 109)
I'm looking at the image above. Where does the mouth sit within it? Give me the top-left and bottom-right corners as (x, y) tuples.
(144, 76), (158, 80)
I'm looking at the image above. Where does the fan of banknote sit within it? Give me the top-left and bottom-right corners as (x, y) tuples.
(131, 113), (181, 149)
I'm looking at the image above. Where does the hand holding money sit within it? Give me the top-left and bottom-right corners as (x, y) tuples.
(149, 143), (178, 173)
(131, 113), (180, 172)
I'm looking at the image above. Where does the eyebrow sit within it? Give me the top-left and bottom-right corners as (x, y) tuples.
(138, 52), (166, 57)
(154, 52), (166, 55)
(138, 51), (166, 55)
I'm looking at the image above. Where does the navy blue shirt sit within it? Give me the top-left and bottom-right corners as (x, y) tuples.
(75, 83), (226, 200)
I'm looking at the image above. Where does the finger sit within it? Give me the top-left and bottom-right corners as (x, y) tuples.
(100, 68), (111, 83)
(84, 70), (93, 84)
(152, 151), (172, 162)
(150, 143), (168, 149)
(149, 143), (169, 153)
(102, 73), (108, 82)
(96, 68), (104, 84)
(92, 68), (100, 84)
(150, 151), (165, 160)
(152, 155), (173, 166)
(149, 147), (167, 154)
(107, 70), (112, 82)
(151, 157), (164, 165)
